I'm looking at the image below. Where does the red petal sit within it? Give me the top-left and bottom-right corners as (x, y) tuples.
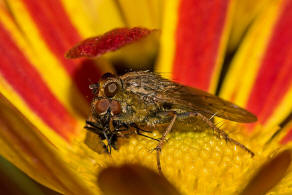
(156, 0), (233, 92)
(65, 27), (154, 58)
(173, 0), (229, 91)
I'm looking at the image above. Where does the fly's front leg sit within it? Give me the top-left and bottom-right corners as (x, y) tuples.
(180, 112), (255, 157)
(130, 123), (160, 142)
(154, 113), (177, 175)
(112, 120), (133, 139)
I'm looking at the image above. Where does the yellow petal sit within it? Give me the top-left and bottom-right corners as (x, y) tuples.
(0, 97), (94, 194)
(61, 0), (125, 37)
(98, 164), (180, 195)
(228, 0), (274, 52)
(116, 0), (163, 29)
(241, 148), (292, 195)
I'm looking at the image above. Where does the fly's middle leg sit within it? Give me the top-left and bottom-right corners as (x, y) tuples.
(154, 114), (177, 175)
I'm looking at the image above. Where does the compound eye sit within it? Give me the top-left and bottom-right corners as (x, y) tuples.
(104, 82), (119, 98)
(95, 99), (110, 114)
(110, 100), (121, 115)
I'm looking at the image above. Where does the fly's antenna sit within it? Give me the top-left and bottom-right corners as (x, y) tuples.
(89, 83), (99, 95)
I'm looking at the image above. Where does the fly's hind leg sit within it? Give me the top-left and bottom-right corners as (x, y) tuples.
(184, 112), (255, 157)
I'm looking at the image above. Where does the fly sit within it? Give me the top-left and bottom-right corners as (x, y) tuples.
(84, 71), (257, 174)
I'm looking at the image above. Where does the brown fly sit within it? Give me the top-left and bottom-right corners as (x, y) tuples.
(84, 71), (257, 174)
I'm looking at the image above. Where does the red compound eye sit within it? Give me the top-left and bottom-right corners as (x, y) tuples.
(95, 99), (110, 114)
(110, 100), (121, 115)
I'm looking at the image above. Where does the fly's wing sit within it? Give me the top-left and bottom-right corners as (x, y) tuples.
(159, 85), (257, 123)
(121, 71), (257, 123)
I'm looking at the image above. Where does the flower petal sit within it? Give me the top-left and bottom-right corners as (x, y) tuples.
(0, 155), (58, 195)
(228, 0), (274, 52)
(0, 1), (117, 141)
(265, 147), (292, 194)
(98, 164), (180, 195)
(280, 117), (292, 144)
(156, 0), (235, 92)
(0, 20), (79, 140)
(220, 0), (292, 132)
(115, 0), (162, 28)
(61, 0), (125, 37)
(241, 149), (291, 195)
(5, 0), (112, 100)
(65, 27), (155, 59)
(0, 97), (94, 194)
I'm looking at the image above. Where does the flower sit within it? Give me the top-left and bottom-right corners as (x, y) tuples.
(0, 0), (292, 194)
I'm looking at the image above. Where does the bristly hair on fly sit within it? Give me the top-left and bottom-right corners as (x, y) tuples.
(84, 71), (257, 174)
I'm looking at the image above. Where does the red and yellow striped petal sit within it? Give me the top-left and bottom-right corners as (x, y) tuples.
(0, 23), (78, 141)
(5, 0), (116, 100)
(221, 0), (292, 134)
(0, 1), (152, 191)
(156, 0), (234, 93)
(0, 0), (115, 143)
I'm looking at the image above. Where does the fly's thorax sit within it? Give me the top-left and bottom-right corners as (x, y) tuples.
(111, 91), (160, 124)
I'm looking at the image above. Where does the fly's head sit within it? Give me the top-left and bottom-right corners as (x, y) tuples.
(85, 73), (124, 152)
(85, 71), (162, 152)
(90, 73), (122, 117)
